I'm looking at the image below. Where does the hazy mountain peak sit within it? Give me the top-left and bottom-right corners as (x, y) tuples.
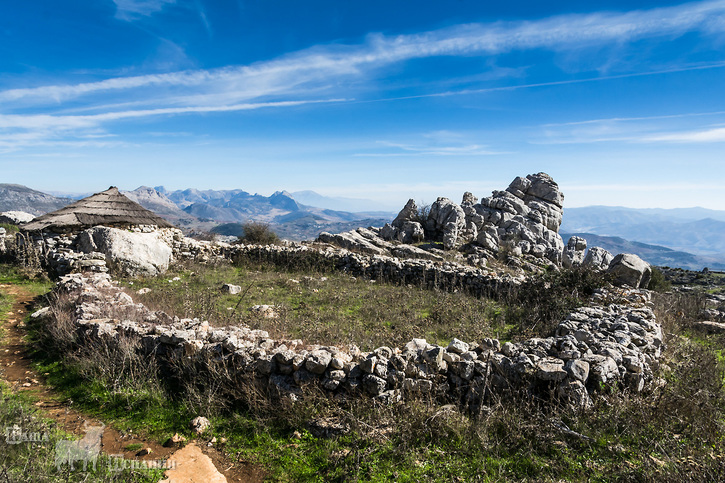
(0, 183), (71, 216)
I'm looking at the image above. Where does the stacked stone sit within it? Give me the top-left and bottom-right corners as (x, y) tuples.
(231, 243), (523, 298)
(51, 271), (662, 410)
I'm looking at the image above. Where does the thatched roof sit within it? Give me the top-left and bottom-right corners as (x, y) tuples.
(21, 187), (174, 232)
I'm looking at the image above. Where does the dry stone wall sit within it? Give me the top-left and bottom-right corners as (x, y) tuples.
(228, 243), (523, 298)
(46, 270), (662, 410)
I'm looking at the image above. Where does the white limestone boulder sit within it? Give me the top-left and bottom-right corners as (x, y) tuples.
(607, 253), (652, 289)
(75, 226), (173, 277)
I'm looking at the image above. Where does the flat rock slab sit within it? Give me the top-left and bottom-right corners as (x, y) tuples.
(161, 443), (227, 483)
(695, 321), (725, 334)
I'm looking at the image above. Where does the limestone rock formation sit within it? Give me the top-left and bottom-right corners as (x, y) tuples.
(473, 173), (565, 263)
(318, 230), (390, 256)
(583, 246), (614, 271)
(75, 226), (173, 277)
(426, 197), (466, 250)
(391, 199), (418, 228)
(607, 253), (652, 289)
(381, 199), (426, 244)
(562, 236), (587, 269)
(320, 172), (566, 265)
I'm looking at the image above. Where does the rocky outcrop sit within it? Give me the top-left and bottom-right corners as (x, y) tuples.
(381, 199), (425, 244)
(320, 172), (566, 265)
(75, 226), (173, 277)
(474, 173), (564, 263)
(607, 253), (652, 289)
(562, 236), (587, 269)
(319, 227), (443, 262)
(426, 198), (466, 250)
(583, 246), (614, 271)
(317, 230), (389, 256)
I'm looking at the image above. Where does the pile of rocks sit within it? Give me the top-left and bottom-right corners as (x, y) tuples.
(50, 270), (662, 410)
(701, 293), (725, 322)
(318, 173), (585, 266)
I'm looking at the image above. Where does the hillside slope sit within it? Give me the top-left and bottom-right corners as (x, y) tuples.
(0, 184), (71, 216)
(562, 206), (725, 256)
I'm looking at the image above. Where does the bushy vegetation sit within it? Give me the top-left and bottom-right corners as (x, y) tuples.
(0, 222), (19, 233)
(502, 266), (611, 338)
(648, 267), (672, 292)
(238, 222), (281, 245)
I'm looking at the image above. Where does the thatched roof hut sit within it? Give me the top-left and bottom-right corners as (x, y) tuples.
(21, 187), (174, 233)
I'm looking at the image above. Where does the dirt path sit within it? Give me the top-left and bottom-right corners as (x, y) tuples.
(0, 283), (265, 482)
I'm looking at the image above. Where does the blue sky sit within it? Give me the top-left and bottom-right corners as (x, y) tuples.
(2, 0), (724, 210)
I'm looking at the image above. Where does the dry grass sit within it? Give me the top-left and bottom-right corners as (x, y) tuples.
(127, 260), (509, 350)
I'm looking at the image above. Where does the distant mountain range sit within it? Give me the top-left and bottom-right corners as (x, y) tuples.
(2, 183), (724, 270)
(561, 232), (725, 271)
(561, 206), (725, 270)
(0, 184), (393, 240)
(561, 206), (725, 256)
(289, 190), (396, 213)
(126, 186), (393, 239)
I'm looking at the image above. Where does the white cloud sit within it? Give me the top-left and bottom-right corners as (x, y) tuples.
(3, 0), (725, 150)
(536, 114), (725, 145)
(4, 1), (725, 106)
(643, 126), (725, 142)
(113, 0), (176, 20)
(0, 99), (344, 151)
(355, 140), (505, 157)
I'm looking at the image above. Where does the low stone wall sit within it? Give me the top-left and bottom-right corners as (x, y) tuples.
(227, 243), (524, 299)
(47, 271), (662, 410)
(16, 227), (228, 277)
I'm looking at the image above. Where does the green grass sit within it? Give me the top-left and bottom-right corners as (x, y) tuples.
(0, 223), (19, 233)
(126, 261), (511, 351)
(0, 382), (165, 482)
(0, 263), (54, 296)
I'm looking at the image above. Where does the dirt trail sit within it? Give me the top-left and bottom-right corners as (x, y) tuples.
(0, 283), (265, 482)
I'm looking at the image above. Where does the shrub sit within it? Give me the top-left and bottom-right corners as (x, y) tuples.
(411, 201), (430, 225)
(504, 266), (611, 338)
(0, 222), (19, 233)
(238, 222), (280, 245)
(648, 267), (671, 292)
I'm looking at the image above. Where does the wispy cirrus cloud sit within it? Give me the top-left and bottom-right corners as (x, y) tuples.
(2, 0), (725, 150)
(355, 140), (505, 157)
(6, 1), (725, 105)
(536, 110), (725, 145)
(642, 126), (725, 142)
(113, 0), (176, 20)
(0, 99), (344, 152)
